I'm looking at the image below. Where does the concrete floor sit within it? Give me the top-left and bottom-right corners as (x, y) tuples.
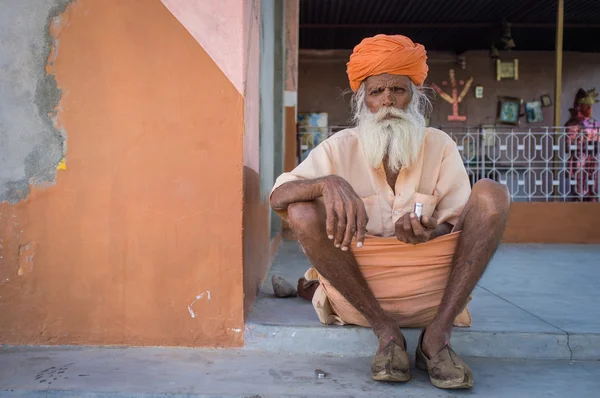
(2, 242), (599, 397)
(246, 241), (600, 360)
(1, 346), (600, 397)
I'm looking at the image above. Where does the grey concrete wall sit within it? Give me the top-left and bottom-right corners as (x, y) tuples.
(271, 0), (285, 237)
(260, 0), (286, 237)
(259, 0), (275, 238)
(298, 50), (600, 127)
(272, 0), (285, 182)
(0, 0), (70, 203)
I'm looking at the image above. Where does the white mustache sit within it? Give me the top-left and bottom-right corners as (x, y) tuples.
(374, 107), (408, 122)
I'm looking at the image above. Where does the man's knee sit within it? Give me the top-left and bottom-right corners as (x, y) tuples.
(287, 201), (323, 234)
(471, 179), (511, 217)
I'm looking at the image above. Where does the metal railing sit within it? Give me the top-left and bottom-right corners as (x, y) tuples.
(297, 125), (600, 202)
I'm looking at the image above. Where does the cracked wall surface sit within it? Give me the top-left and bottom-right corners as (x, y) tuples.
(0, 0), (71, 203)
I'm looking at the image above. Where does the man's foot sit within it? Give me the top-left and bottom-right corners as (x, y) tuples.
(371, 325), (410, 382)
(371, 336), (411, 382)
(420, 324), (449, 358)
(415, 329), (473, 389)
(375, 324), (406, 352)
(297, 278), (319, 301)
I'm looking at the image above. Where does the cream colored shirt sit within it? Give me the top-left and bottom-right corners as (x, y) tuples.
(272, 128), (471, 237)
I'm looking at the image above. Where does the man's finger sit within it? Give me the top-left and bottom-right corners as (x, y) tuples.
(395, 216), (407, 242)
(334, 204), (347, 248)
(355, 202), (368, 248)
(325, 200), (336, 240)
(410, 213), (426, 240)
(341, 205), (357, 251)
(421, 216), (438, 230)
(403, 214), (417, 244)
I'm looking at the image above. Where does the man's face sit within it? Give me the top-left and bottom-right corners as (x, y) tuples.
(364, 74), (412, 115)
(356, 74), (426, 172)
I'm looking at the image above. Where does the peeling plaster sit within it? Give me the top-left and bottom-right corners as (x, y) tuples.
(187, 291), (211, 318)
(17, 241), (37, 276)
(0, 0), (72, 203)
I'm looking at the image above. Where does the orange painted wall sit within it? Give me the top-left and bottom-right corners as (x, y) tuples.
(0, 0), (245, 347)
(503, 202), (600, 243)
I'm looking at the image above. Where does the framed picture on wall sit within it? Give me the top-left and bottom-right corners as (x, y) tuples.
(541, 94), (552, 107)
(497, 96), (521, 125)
(496, 59), (519, 81)
(475, 85), (484, 99)
(525, 101), (544, 123)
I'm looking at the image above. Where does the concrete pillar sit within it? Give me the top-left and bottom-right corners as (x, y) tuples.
(259, 0), (275, 198)
(271, 0), (285, 237)
(283, 0), (299, 173)
(259, 0), (286, 237)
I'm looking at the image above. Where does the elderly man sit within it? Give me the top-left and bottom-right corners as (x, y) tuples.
(270, 34), (510, 389)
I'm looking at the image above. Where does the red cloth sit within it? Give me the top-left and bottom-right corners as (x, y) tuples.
(567, 118), (599, 201)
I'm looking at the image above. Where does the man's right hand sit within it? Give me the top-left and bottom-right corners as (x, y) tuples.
(319, 175), (368, 251)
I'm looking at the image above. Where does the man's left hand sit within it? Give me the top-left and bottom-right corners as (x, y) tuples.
(395, 213), (438, 244)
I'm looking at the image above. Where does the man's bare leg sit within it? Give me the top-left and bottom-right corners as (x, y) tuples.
(422, 179), (511, 357)
(287, 200), (405, 351)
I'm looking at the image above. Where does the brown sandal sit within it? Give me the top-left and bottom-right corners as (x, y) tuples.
(371, 336), (411, 382)
(415, 330), (473, 389)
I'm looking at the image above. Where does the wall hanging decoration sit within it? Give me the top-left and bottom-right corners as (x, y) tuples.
(501, 19), (516, 50)
(489, 44), (500, 61)
(540, 94), (552, 107)
(497, 96), (521, 125)
(496, 59), (519, 80)
(525, 101), (544, 123)
(431, 69), (474, 122)
(475, 85), (484, 99)
(457, 54), (467, 70)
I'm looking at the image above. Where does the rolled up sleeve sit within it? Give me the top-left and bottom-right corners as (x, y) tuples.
(432, 143), (471, 226)
(270, 143), (334, 220)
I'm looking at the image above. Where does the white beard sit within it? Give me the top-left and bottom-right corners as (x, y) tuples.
(357, 106), (426, 172)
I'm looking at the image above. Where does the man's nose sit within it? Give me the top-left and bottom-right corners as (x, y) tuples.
(381, 91), (395, 107)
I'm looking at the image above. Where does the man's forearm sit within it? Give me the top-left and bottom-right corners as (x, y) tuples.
(270, 177), (328, 211)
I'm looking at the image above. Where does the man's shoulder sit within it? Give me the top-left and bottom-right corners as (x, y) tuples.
(320, 128), (360, 150)
(326, 127), (359, 141)
(424, 127), (458, 151)
(425, 127), (456, 144)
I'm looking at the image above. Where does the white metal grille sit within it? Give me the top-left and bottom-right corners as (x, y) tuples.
(297, 125), (600, 202)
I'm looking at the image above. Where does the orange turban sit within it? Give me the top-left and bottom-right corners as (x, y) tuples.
(346, 34), (428, 92)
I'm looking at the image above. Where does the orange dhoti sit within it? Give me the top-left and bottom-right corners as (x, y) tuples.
(305, 232), (472, 328)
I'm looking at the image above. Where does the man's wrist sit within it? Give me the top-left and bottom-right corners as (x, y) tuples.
(313, 176), (333, 198)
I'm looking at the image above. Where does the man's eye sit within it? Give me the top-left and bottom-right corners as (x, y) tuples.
(393, 87), (406, 93)
(370, 89), (381, 95)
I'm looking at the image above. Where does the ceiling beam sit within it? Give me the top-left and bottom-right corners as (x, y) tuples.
(505, 0), (547, 22)
(299, 23), (600, 29)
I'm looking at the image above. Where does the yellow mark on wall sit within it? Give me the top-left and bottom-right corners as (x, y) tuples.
(57, 158), (67, 170)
